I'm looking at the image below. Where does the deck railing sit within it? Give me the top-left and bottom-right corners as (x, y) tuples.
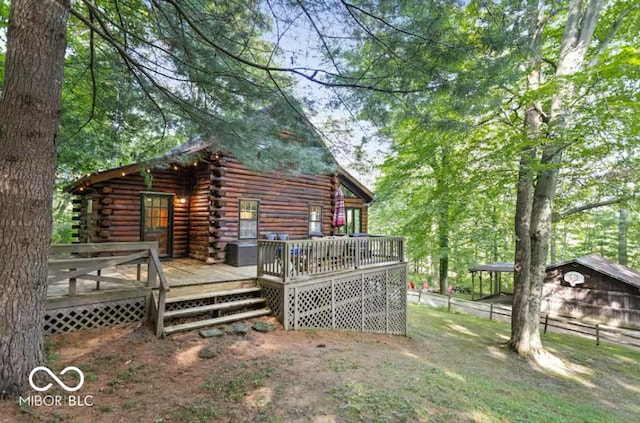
(48, 241), (169, 336)
(257, 236), (404, 282)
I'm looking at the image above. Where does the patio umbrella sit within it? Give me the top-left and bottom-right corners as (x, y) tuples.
(332, 187), (346, 227)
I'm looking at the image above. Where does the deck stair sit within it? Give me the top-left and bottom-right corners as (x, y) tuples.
(154, 281), (271, 336)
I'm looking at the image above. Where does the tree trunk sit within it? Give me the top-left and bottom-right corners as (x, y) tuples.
(618, 207), (628, 265)
(0, 0), (70, 399)
(509, 125), (538, 356)
(510, 0), (602, 358)
(437, 212), (449, 295)
(509, 0), (542, 356)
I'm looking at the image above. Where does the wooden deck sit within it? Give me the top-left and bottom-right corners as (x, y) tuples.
(47, 258), (257, 299)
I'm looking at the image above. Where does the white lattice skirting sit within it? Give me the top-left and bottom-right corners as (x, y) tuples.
(259, 263), (407, 335)
(44, 297), (147, 335)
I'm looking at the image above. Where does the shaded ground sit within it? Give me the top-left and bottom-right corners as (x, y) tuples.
(2, 304), (639, 423)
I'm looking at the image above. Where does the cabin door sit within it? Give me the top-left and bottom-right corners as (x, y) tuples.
(140, 193), (174, 258)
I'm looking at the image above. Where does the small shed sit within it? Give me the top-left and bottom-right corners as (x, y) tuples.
(543, 255), (640, 326)
(468, 262), (514, 300)
(545, 255), (640, 294)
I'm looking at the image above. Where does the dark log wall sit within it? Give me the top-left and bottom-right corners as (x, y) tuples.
(72, 169), (191, 258)
(188, 164), (211, 262)
(209, 156), (368, 263)
(546, 263), (640, 295)
(71, 155), (370, 265)
(72, 193), (97, 243)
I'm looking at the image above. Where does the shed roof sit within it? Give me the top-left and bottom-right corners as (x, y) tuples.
(546, 254), (640, 289)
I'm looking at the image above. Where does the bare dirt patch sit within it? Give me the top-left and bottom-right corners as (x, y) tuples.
(2, 317), (413, 423)
(2, 305), (639, 423)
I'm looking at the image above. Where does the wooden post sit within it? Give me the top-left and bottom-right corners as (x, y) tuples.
(471, 272), (475, 301)
(331, 279), (336, 329)
(257, 241), (264, 277)
(361, 273), (365, 330)
(489, 303), (494, 321)
(283, 242), (290, 282)
(544, 313), (549, 334)
(596, 324), (600, 346)
(96, 269), (101, 290)
(479, 273), (483, 299)
(136, 263), (141, 281)
(69, 277), (77, 296)
(448, 295), (452, 312)
(148, 251), (158, 288)
(156, 290), (166, 338)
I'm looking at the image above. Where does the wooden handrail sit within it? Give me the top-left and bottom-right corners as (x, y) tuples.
(50, 241), (159, 255)
(149, 247), (169, 337)
(48, 242), (171, 336)
(257, 236), (404, 282)
(47, 251), (150, 283)
(48, 241), (163, 293)
(149, 248), (169, 292)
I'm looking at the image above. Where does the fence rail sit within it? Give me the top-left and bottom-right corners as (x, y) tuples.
(49, 241), (169, 337)
(257, 236), (404, 282)
(409, 290), (640, 350)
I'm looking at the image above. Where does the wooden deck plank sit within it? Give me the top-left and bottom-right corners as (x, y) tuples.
(117, 259), (256, 286)
(165, 286), (262, 303)
(47, 258), (257, 300)
(164, 308), (272, 335)
(164, 297), (266, 319)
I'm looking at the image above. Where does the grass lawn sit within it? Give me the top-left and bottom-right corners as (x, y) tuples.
(403, 305), (640, 422)
(5, 304), (639, 422)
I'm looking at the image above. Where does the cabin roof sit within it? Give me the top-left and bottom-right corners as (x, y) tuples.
(65, 135), (375, 203)
(546, 254), (640, 289)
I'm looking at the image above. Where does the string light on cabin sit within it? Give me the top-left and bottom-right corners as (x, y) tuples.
(121, 171), (126, 177)
(173, 165), (179, 170)
(146, 169), (151, 173)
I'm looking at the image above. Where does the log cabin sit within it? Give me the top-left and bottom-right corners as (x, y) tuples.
(67, 137), (374, 265)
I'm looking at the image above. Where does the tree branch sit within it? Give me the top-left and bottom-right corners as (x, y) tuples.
(588, 4), (640, 68)
(157, 0), (428, 93)
(553, 197), (630, 222)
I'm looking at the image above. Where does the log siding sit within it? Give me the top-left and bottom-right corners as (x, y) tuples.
(72, 169), (191, 258)
(72, 152), (370, 264)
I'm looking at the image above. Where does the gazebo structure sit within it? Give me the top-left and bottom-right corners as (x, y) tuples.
(469, 262), (514, 300)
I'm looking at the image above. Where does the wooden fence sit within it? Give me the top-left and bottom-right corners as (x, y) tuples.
(257, 236), (404, 282)
(409, 290), (640, 350)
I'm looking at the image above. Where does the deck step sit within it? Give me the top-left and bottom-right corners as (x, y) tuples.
(165, 286), (262, 304)
(164, 297), (266, 319)
(164, 308), (272, 335)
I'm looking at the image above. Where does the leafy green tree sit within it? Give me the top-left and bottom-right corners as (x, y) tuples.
(336, 0), (639, 357)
